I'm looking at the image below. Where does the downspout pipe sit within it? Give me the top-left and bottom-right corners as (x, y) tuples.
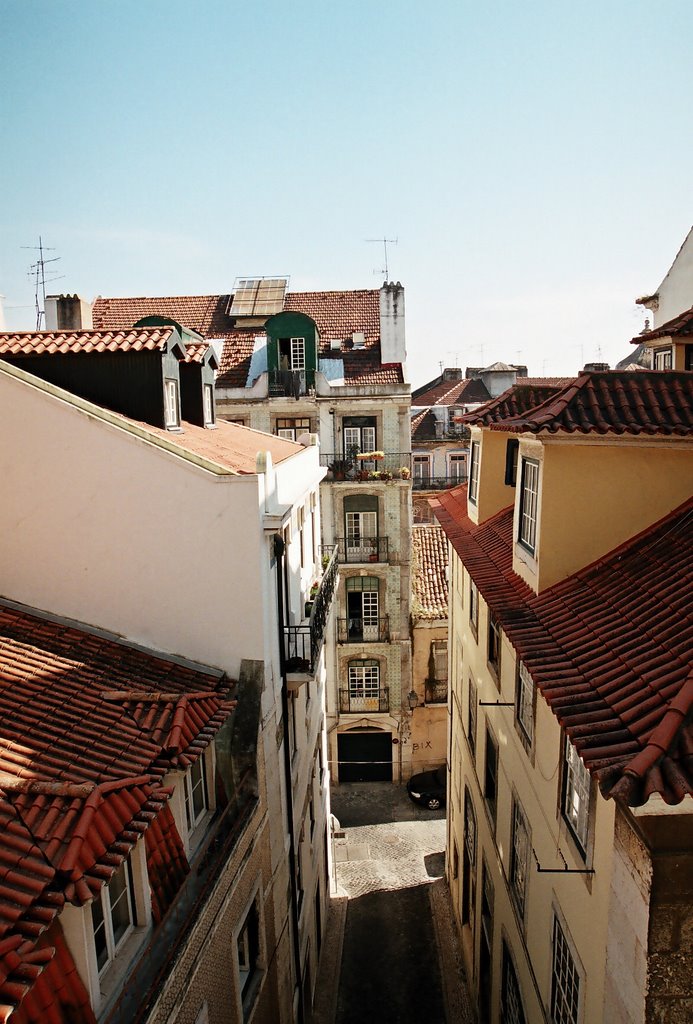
(274, 533), (305, 1024)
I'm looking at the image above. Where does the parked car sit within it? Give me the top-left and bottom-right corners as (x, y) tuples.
(407, 764), (447, 810)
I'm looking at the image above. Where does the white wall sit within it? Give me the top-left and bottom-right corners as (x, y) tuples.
(650, 226), (693, 327)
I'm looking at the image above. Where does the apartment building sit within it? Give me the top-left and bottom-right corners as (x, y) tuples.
(89, 281), (413, 783)
(432, 371), (693, 1024)
(0, 333), (334, 1024)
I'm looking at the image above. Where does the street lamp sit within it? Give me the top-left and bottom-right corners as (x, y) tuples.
(407, 689), (419, 710)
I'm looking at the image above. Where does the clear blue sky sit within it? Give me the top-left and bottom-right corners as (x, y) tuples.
(2, 0), (692, 386)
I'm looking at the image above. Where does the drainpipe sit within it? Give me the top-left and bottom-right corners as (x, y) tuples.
(274, 534), (305, 1024)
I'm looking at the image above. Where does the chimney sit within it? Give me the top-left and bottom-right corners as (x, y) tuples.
(379, 282), (406, 365)
(583, 362), (610, 373)
(45, 294), (93, 331)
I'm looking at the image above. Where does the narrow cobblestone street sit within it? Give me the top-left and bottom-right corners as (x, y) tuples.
(314, 782), (473, 1024)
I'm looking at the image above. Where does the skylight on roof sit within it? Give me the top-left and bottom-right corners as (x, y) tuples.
(229, 277), (288, 317)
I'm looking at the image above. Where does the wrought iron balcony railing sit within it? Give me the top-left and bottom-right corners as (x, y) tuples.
(336, 536), (389, 565)
(284, 545), (338, 674)
(268, 368), (315, 398)
(339, 688), (390, 714)
(425, 680), (449, 704)
(412, 474), (468, 491)
(337, 616), (390, 644)
(320, 452), (412, 482)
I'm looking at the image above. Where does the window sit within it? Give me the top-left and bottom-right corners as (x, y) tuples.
(467, 677), (477, 757)
(413, 454), (431, 481)
(449, 453), (467, 482)
(164, 378), (180, 427)
(431, 639), (448, 681)
(518, 458), (539, 553)
(348, 659), (381, 711)
(510, 796), (530, 919)
(346, 576), (380, 641)
(237, 897), (262, 1017)
(462, 788), (477, 927)
(484, 728), (498, 823)
(344, 494), (378, 563)
(488, 615), (502, 678)
(501, 943), (527, 1024)
(290, 337), (305, 370)
(562, 737), (590, 854)
(184, 757), (209, 833)
(505, 439), (519, 486)
(288, 694), (298, 760)
(551, 914), (581, 1024)
(203, 383), (215, 425)
(343, 416), (376, 458)
(469, 579), (479, 639)
(515, 661), (534, 748)
(468, 441), (480, 504)
(91, 858), (135, 974)
(276, 416), (311, 441)
(481, 858), (494, 943)
(653, 346), (672, 370)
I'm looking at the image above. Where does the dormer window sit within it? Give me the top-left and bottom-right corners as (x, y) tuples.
(91, 857), (135, 973)
(653, 347), (672, 370)
(203, 384), (215, 426)
(164, 378), (180, 428)
(518, 458), (539, 553)
(505, 439), (519, 486)
(184, 757), (209, 833)
(279, 337), (306, 371)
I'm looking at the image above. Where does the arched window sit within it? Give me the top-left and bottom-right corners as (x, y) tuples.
(347, 659), (382, 712)
(345, 576), (380, 640)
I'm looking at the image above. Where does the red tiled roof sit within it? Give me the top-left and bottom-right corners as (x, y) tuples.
(413, 377), (490, 407)
(6, 921), (96, 1024)
(459, 381), (573, 425)
(631, 304), (693, 343)
(489, 371), (693, 435)
(285, 289), (380, 349)
(92, 295), (233, 336)
(0, 602), (234, 1020)
(341, 355), (403, 385)
(145, 804), (189, 926)
(215, 330), (261, 389)
(412, 526), (449, 619)
(0, 328), (175, 358)
(432, 487), (693, 806)
(182, 342), (215, 365)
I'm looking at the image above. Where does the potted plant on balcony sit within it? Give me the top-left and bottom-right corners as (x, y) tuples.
(328, 458), (351, 480)
(399, 466), (411, 479)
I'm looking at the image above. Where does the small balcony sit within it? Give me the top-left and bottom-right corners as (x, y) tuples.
(320, 452), (411, 482)
(425, 680), (449, 704)
(412, 474), (468, 491)
(336, 536), (389, 565)
(268, 368), (315, 398)
(337, 616), (390, 644)
(284, 546), (338, 675)
(339, 688), (390, 714)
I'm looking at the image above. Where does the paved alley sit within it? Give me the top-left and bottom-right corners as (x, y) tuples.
(320, 782), (473, 1024)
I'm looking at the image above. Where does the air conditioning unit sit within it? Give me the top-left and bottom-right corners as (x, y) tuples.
(330, 338), (342, 350)
(352, 332), (365, 349)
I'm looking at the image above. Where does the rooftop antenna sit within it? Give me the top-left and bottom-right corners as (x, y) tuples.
(22, 236), (63, 330)
(366, 237), (398, 280)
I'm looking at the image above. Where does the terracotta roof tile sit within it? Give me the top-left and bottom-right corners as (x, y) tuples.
(5, 921), (96, 1024)
(285, 289), (380, 349)
(489, 371), (693, 435)
(215, 331), (258, 388)
(458, 381), (573, 426)
(0, 328), (175, 358)
(412, 526), (449, 619)
(632, 304), (693, 343)
(432, 487), (693, 806)
(92, 295), (233, 336)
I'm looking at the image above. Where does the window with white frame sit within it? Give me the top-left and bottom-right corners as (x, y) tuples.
(518, 458), (539, 553)
(551, 914), (582, 1024)
(203, 384), (215, 426)
(468, 441), (480, 503)
(501, 942), (527, 1024)
(510, 796), (530, 919)
(653, 346), (672, 370)
(346, 576), (379, 640)
(184, 756), (209, 834)
(432, 639), (448, 681)
(276, 416), (311, 440)
(164, 378), (180, 428)
(515, 660), (534, 747)
(344, 495), (379, 562)
(343, 417), (376, 458)
(449, 453), (467, 481)
(290, 337), (306, 370)
(562, 737), (590, 854)
(348, 659), (380, 710)
(91, 858), (135, 974)
(413, 454), (431, 481)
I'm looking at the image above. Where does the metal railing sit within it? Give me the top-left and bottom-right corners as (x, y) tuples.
(336, 536), (389, 564)
(268, 368), (315, 398)
(337, 616), (390, 644)
(339, 688), (390, 713)
(425, 680), (449, 704)
(412, 474), (468, 491)
(320, 452), (412, 481)
(284, 545), (338, 673)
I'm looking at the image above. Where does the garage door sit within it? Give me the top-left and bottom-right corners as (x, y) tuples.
(338, 731), (392, 782)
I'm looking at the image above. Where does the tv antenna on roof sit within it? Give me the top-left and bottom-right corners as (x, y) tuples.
(366, 237), (398, 280)
(22, 236), (63, 329)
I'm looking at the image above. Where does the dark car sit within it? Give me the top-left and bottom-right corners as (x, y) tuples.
(407, 764), (447, 810)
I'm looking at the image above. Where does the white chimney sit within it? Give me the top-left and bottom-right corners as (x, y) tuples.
(45, 294), (93, 331)
(379, 282), (406, 365)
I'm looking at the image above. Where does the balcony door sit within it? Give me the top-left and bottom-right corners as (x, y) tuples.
(344, 494), (379, 563)
(343, 416), (376, 469)
(347, 577), (379, 640)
